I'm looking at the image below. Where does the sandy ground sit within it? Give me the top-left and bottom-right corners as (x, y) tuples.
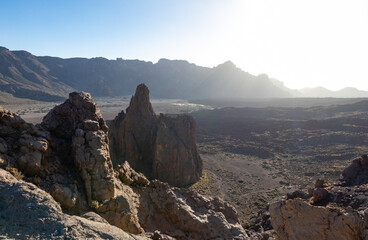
(2, 97), (212, 124)
(191, 151), (293, 224)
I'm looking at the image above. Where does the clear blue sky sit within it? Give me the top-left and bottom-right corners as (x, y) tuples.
(1, 0), (368, 91)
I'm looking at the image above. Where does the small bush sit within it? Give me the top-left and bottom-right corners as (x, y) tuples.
(6, 167), (23, 180)
(89, 200), (99, 210)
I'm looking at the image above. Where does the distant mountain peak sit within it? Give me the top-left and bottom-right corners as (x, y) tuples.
(0, 46), (9, 52)
(216, 60), (236, 69)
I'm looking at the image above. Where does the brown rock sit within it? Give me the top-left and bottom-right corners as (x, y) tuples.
(139, 180), (247, 239)
(41, 92), (115, 204)
(50, 184), (77, 209)
(0, 106), (50, 176)
(116, 161), (150, 186)
(270, 198), (367, 240)
(341, 155), (368, 186)
(109, 84), (202, 187)
(314, 179), (325, 188)
(109, 84), (157, 178)
(41, 92), (107, 139)
(0, 168), (148, 240)
(153, 114), (202, 187)
(98, 195), (144, 234)
(81, 212), (109, 224)
(310, 188), (329, 204)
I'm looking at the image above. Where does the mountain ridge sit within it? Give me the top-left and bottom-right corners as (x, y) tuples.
(0, 46), (367, 102)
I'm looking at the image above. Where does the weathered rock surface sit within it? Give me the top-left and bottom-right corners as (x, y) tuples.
(109, 84), (202, 187)
(116, 161), (150, 186)
(0, 106), (50, 176)
(341, 154), (368, 186)
(41, 91), (115, 204)
(269, 155), (368, 240)
(109, 84), (157, 179)
(0, 168), (147, 240)
(153, 114), (202, 187)
(270, 198), (367, 240)
(138, 180), (247, 239)
(0, 91), (247, 240)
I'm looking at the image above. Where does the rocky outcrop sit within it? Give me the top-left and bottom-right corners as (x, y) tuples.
(270, 198), (367, 240)
(0, 92), (247, 240)
(0, 168), (147, 240)
(109, 84), (157, 179)
(109, 84), (202, 187)
(269, 156), (368, 240)
(116, 161), (150, 186)
(138, 180), (247, 239)
(153, 114), (202, 186)
(96, 174), (248, 239)
(0, 106), (50, 176)
(0, 92), (115, 212)
(341, 154), (368, 186)
(41, 91), (115, 204)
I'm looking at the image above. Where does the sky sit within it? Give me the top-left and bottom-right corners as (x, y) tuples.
(0, 0), (367, 91)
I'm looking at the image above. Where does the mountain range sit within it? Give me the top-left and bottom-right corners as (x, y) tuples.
(0, 46), (367, 103)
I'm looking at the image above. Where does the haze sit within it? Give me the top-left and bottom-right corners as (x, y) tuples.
(1, 0), (367, 91)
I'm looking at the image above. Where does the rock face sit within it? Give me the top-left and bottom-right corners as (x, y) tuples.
(109, 84), (157, 179)
(41, 91), (115, 204)
(109, 84), (202, 187)
(139, 180), (247, 239)
(153, 114), (202, 186)
(0, 91), (247, 239)
(270, 198), (367, 240)
(0, 106), (49, 176)
(269, 155), (368, 240)
(0, 92), (115, 213)
(0, 168), (147, 240)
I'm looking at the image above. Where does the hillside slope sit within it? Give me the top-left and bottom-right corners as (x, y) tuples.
(0, 47), (290, 101)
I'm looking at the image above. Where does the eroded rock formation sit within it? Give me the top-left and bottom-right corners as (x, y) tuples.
(269, 155), (368, 240)
(0, 91), (247, 239)
(40, 92), (115, 206)
(0, 168), (147, 240)
(109, 84), (202, 187)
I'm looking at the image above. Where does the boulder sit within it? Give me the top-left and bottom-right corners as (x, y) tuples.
(341, 155), (368, 185)
(116, 161), (150, 186)
(50, 184), (77, 209)
(98, 195), (144, 234)
(138, 180), (247, 239)
(270, 198), (367, 240)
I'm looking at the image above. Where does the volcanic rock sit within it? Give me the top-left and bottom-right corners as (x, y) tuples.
(138, 180), (247, 239)
(341, 154), (368, 185)
(0, 168), (148, 240)
(109, 84), (157, 179)
(153, 114), (202, 186)
(269, 155), (368, 240)
(0, 106), (50, 176)
(270, 198), (367, 240)
(41, 92), (115, 203)
(0, 93), (247, 240)
(109, 84), (202, 187)
(116, 161), (150, 186)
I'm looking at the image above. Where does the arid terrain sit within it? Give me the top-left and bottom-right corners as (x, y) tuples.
(3, 96), (212, 124)
(191, 99), (368, 225)
(4, 97), (368, 227)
